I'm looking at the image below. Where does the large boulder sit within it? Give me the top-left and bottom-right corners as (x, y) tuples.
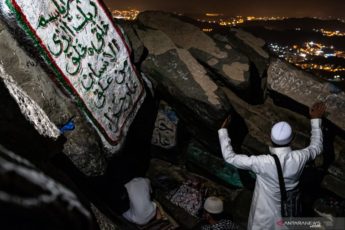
(213, 28), (270, 102)
(223, 28), (270, 78)
(134, 25), (232, 153)
(0, 65), (65, 162)
(0, 23), (106, 176)
(137, 12), (263, 102)
(268, 58), (345, 133)
(0, 0), (148, 175)
(118, 21), (146, 65)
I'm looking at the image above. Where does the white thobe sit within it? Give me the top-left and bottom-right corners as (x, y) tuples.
(122, 177), (156, 225)
(218, 119), (323, 230)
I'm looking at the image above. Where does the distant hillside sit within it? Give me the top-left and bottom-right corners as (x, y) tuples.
(235, 18), (345, 49)
(241, 17), (345, 31)
(240, 26), (345, 50)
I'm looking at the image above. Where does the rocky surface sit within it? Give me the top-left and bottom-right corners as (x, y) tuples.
(0, 22), (108, 176)
(229, 28), (269, 60)
(213, 28), (270, 103)
(0, 70), (65, 162)
(118, 21), (146, 65)
(134, 25), (232, 151)
(268, 58), (345, 132)
(216, 28), (270, 79)
(137, 12), (260, 100)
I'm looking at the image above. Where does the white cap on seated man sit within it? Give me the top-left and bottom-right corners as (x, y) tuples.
(204, 196), (224, 214)
(202, 196), (239, 230)
(122, 177), (157, 225)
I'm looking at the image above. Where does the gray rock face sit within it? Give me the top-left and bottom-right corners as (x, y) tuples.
(268, 59), (345, 132)
(214, 29), (270, 93)
(135, 25), (231, 152)
(222, 87), (312, 149)
(0, 25), (106, 176)
(0, 69), (66, 162)
(118, 21), (146, 65)
(229, 28), (269, 60)
(0, 64), (60, 140)
(137, 12), (252, 89)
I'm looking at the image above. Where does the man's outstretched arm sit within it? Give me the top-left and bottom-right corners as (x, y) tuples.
(218, 116), (268, 174)
(301, 102), (326, 161)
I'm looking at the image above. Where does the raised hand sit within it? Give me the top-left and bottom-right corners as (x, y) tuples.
(310, 102), (326, 119)
(221, 115), (231, 129)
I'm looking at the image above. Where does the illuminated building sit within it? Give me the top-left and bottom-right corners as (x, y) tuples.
(268, 42), (345, 81)
(112, 9), (140, 20)
(313, 29), (345, 37)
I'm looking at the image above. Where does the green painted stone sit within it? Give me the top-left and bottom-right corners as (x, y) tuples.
(186, 141), (245, 188)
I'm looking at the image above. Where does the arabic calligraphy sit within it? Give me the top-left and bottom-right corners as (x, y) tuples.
(151, 102), (179, 149)
(10, 0), (145, 144)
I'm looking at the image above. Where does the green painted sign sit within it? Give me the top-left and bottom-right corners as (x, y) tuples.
(4, 0), (146, 148)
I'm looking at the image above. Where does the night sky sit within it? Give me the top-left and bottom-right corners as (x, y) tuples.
(104, 0), (345, 18)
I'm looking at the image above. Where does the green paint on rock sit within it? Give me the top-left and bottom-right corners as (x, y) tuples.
(186, 141), (244, 188)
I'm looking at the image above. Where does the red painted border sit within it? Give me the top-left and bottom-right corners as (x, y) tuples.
(10, 0), (145, 145)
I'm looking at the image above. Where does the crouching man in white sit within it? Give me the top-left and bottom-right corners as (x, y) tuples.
(122, 177), (158, 225)
(218, 102), (326, 230)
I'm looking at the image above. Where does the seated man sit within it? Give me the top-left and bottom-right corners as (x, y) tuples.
(201, 196), (239, 230)
(122, 177), (159, 226)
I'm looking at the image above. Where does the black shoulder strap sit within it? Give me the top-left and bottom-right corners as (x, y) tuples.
(271, 154), (287, 208)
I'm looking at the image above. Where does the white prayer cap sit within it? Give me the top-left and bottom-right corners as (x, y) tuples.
(204, 196), (223, 214)
(271, 121), (293, 146)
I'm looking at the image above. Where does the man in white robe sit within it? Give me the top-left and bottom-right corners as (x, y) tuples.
(122, 177), (157, 225)
(218, 102), (325, 230)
